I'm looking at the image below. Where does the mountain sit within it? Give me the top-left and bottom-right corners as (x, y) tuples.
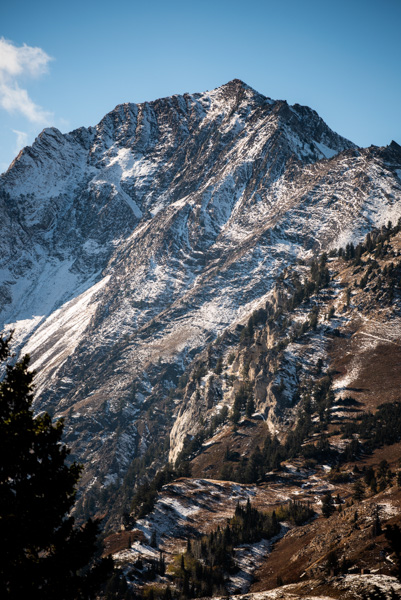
(1, 79), (401, 535)
(109, 223), (401, 599)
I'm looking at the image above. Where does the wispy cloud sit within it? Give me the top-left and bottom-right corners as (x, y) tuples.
(12, 129), (29, 154)
(0, 38), (53, 124)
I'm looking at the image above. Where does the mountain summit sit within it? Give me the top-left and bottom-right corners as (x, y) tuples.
(0, 82), (400, 521)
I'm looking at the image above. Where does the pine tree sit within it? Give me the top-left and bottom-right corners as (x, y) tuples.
(150, 530), (157, 548)
(372, 508), (382, 538)
(245, 396), (255, 418)
(0, 333), (113, 599)
(325, 549), (340, 575)
(385, 524), (401, 581)
(321, 492), (335, 518)
(353, 478), (366, 502)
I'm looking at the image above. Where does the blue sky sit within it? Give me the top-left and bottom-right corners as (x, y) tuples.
(1, 0), (400, 172)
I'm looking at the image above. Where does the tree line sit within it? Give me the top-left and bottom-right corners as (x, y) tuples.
(165, 499), (313, 599)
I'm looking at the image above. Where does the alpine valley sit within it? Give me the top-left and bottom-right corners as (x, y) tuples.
(2, 79), (401, 599)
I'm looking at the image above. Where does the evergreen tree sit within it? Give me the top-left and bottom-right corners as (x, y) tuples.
(372, 508), (382, 538)
(353, 478), (365, 502)
(325, 549), (339, 575)
(385, 524), (401, 581)
(245, 396), (255, 418)
(214, 357), (223, 375)
(150, 530), (157, 548)
(0, 334), (113, 599)
(321, 492), (335, 518)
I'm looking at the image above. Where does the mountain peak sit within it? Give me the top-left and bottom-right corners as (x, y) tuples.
(390, 140), (401, 153)
(221, 78), (250, 89)
(213, 78), (262, 99)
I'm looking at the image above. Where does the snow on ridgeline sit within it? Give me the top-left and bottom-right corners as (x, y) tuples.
(0, 79), (400, 516)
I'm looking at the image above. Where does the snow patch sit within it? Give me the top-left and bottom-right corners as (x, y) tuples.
(21, 275), (110, 394)
(314, 141), (338, 159)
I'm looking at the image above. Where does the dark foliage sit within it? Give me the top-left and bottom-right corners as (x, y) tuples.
(0, 334), (113, 599)
(338, 219), (401, 264)
(385, 524), (401, 581)
(170, 499), (313, 598)
(341, 402), (401, 454)
(321, 492), (336, 518)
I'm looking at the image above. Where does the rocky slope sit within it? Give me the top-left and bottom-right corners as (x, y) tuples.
(1, 80), (401, 523)
(108, 224), (401, 598)
(108, 455), (401, 598)
(106, 225), (401, 596)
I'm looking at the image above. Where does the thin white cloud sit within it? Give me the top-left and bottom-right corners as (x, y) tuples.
(2, 82), (53, 123)
(0, 38), (53, 124)
(12, 129), (29, 154)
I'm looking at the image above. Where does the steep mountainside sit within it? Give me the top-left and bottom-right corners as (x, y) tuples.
(1, 80), (401, 525)
(109, 226), (401, 599)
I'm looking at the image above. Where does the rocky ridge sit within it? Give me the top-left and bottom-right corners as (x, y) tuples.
(0, 80), (401, 523)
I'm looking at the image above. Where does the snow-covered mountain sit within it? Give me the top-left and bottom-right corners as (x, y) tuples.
(1, 79), (401, 514)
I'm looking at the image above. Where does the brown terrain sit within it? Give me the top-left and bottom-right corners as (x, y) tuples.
(105, 229), (401, 598)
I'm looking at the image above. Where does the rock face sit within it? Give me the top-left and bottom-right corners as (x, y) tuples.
(1, 80), (401, 514)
